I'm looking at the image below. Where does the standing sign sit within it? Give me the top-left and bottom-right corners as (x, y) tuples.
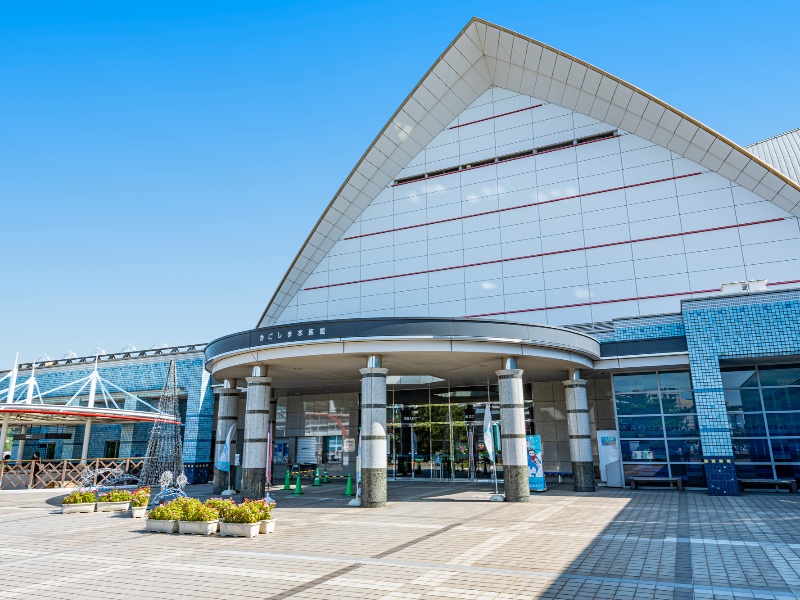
(597, 430), (622, 487)
(526, 435), (546, 492)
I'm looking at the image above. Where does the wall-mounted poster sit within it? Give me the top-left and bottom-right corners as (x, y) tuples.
(526, 435), (546, 492)
(273, 441), (289, 464)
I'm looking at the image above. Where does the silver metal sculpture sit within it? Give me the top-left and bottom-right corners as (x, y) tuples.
(138, 360), (184, 487)
(150, 469), (188, 506)
(76, 467), (139, 492)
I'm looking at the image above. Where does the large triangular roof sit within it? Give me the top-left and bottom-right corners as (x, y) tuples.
(258, 17), (800, 327)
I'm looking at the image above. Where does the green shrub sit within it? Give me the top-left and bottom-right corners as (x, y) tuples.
(131, 487), (151, 508)
(183, 502), (219, 522)
(242, 499), (275, 521)
(62, 491), (96, 505)
(222, 503), (260, 524)
(97, 489), (132, 502)
(148, 499), (184, 521)
(205, 498), (236, 519)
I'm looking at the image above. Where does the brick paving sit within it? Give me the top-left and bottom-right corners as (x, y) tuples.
(1, 481), (799, 599)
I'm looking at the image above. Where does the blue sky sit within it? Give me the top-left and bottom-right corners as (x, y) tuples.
(1, 1), (798, 363)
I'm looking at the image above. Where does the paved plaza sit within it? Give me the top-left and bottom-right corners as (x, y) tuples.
(1, 482), (799, 599)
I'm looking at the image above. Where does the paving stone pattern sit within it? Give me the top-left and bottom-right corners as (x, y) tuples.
(1, 482), (799, 599)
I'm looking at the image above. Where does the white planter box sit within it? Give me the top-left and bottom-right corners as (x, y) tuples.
(219, 521), (260, 538)
(130, 506), (147, 518)
(61, 502), (95, 514)
(178, 520), (218, 536)
(145, 519), (177, 533)
(260, 519), (276, 534)
(97, 501), (130, 512)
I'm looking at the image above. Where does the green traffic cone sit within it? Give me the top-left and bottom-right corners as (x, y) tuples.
(312, 467), (322, 486)
(293, 472), (304, 495)
(282, 469), (291, 491)
(322, 466), (329, 483)
(344, 473), (355, 496)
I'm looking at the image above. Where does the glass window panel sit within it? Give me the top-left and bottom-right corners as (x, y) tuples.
(618, 416), (664, 438)
(658, 371), (692, 390)
(614, 392), (660, 415)
(724, 389), (763, 412)
(720, 368), (759, 388)
(731, 438), (772, 462)
(770, 438), (800, 462)
(622, 463), (668, 483)
(613, 373), (658, 393)
(762, 387), (800, 412)
(621, 439), (667, 461)
(728, 413), (767, 437)
(758, 365), (800, 387)
(735, 464), (776, 479)
(667, 439), (702, 462)
(775, 464), (800, 481)
(661, 391), (695, 414)
(664, 415), (699, 437)
(669, 463), (707, 486)
(766, 412), (800, 437)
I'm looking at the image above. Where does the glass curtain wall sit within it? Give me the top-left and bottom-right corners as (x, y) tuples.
(613, 370), (706, 487)
(387, 383), (531, 481)
(722, 364), (800, 483)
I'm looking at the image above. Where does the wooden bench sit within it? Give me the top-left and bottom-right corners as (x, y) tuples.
(738, 478), (798, 493)
(545, 471), (572, 483)
(629, 476), (683, 491)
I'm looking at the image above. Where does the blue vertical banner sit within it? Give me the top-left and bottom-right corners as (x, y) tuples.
(526, 435), (546, 492)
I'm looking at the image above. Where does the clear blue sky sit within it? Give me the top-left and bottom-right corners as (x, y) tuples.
(1, 1), (798, 363)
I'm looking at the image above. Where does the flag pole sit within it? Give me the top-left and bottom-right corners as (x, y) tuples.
(484, 401), (504, 502)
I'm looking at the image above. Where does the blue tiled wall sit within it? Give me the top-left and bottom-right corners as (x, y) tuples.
(609, 314), (685, 342)
(2, 354), (214, 483)
(682, 289), (800, 495)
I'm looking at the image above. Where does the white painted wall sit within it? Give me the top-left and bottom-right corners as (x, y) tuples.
(276, 87), (800, 327)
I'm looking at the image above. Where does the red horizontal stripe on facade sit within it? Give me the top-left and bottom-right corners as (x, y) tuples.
(350, 172), (702, 240)
(448, 104), (544, 129)
(306, 218), (784, 291)
(463, 280), (800, 318)
(0, 407), (181, 423)
(390, 133), (621, 188)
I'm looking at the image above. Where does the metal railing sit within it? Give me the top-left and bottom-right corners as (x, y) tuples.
(0, 458), (144, 490)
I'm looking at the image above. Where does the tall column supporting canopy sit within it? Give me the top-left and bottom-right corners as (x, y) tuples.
(213, 380), (240, 494)
(242, 366), (271, 500)
(564, 370), (596, 492)
(496, 358), (530, 502)
(360, 355), (388, 508)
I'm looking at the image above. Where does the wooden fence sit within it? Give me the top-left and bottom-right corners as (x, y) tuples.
(0, 458), (145, 490)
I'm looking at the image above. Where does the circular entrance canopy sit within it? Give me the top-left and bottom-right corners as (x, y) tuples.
(0, 404), (180, 427)
(206, 318), (600, 393)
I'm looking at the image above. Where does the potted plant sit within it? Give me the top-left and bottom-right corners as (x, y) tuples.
(205, 498), (235, 532)
(130, 487), (151, 518)
(96, 489), (132, 512)
(145, 498), (182, 533)
(244, 499), (277, 534)
(61, 491), (97, 514)
(177, 499), (219, 536)
(219, 502), (260, 538)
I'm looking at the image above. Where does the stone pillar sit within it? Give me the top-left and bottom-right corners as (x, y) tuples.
(563, 372), (595, 492)
(497, 358), (530, 502)
(242, 367), (271, 500)
(360, 356), (388, 508)
(212, 381), (239, 494)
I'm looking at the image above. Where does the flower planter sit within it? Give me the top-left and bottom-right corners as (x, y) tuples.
(259, 519), (276, 534)
(145, 519), (178, 533)
(97, 501), (130, 512)
(219, 521), (260, 538)
(61, 502), (96, 514)
(130, 506), (148, 518)
(178, 520), (219, 536)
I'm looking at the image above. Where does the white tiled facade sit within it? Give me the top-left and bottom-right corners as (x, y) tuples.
(275, 88), (800, 327)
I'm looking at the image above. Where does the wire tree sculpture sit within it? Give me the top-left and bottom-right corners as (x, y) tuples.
(139, 360), (184, 487)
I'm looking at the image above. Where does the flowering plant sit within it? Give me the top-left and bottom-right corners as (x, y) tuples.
(148, 498), (185, 521)
(131, 487), (151, 508)
(62, 491), (96, 505)
(243, 499), (275, 521)
(97, 489), (131, 502)
(205, 498), (236, 520)
(221, 503), (261, 524)
(183, 500), (219, 522)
